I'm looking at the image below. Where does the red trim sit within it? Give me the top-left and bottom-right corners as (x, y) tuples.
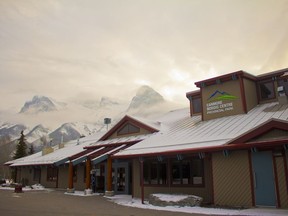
(186, 90), (201, 98)
(99, 115), (159, 141)
(69, 149), (93, 160)
(239, 76), (248, 113)
(257, 68), (288, 80)
(283, 151), (288, 195)
(113, 139), (288, 159)
(272, 154), (281, 208)
(195, 71), (256, 88)
(248, 151), (255, 206)
(228, 119), (288, 144)
(84, 140), (139, 149)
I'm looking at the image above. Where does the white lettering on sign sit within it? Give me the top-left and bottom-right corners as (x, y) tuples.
(206, 101), (233, 114)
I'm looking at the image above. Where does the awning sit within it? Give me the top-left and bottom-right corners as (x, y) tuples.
(72, 147), (105, 166)
(91, 145), (126, 165)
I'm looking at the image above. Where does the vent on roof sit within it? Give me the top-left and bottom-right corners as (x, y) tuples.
(277, 86), (288, 105)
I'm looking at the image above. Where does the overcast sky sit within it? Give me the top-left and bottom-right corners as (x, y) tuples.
(0, 0), (288, 111)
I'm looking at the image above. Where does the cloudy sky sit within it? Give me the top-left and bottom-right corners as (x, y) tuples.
(0, 0), (288, 111)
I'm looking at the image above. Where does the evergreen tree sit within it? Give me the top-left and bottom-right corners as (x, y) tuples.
(13, 131), (27, 159)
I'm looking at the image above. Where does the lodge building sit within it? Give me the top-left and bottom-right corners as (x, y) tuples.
(6, 68), (288, 208)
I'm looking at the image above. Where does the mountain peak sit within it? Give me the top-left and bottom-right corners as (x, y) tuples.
(19, 95), (58, 114)
(128, 85), (164, 110)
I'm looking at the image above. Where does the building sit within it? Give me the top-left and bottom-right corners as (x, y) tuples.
(5, 115), (159, 195)
(6, 68), (288, 208)
(114, 68), (288, 208)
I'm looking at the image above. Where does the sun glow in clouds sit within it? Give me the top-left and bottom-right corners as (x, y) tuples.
(169, 68), (190, 82)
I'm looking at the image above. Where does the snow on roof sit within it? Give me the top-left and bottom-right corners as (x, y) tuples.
(86, 133), (155, 147)
(115, 102), (288, 157)
(7, 132), (105, 167)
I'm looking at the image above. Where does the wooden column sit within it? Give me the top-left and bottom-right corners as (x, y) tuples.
(68, 161), (74, 189)
(85, 158), (91, 189)
(106, 156), (113, 192)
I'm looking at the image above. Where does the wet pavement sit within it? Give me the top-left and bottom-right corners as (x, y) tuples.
(0, 189), (199, 216)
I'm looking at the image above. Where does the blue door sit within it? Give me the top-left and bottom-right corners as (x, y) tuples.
(251, 151), (276, 206)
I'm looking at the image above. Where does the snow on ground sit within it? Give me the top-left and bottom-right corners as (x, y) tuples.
(105, 194), (288, 216)
(2, 187), (288, 216)
(0, 183), (46, 191)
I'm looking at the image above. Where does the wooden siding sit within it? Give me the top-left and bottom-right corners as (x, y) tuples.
(276, 154), (288, 208)
(212, 150), (253, 207)
(243, 78), (258, 112)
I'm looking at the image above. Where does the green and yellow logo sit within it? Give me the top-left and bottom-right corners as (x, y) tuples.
(208, 90), (237, 101)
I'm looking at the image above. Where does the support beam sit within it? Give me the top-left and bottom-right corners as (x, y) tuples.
(67, 161), (74, 193)
(140, 159), (144, 204)
(105, 155), (114, 196)
(85, 158), (91, 189)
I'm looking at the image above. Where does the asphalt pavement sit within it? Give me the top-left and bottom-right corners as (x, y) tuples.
(0, 189), (199, 216)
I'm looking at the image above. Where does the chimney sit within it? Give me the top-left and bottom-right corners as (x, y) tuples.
(42, 146), (54, 156)
(42, 140), (54, 156)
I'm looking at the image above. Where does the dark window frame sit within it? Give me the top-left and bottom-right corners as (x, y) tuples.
(117, 123), (140, 136)
(142, 157), (205, 187)
(192, 96), (202, 114)
(258, 80), (276, 101)
(47, 167), (58, 182)
(143, 160), (168, 185)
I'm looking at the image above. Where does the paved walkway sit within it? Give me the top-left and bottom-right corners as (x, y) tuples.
(1, 189), (288, 216)
(0, 189), (198, 216)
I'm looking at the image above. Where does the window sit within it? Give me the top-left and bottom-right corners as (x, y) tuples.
(171, 157), (204, 186)
(33, 168), (41, 182)
(258, 81), (275, 100)
(143, 160), (167, 185)
(192, 97), (202, 114)
(117, 123), (140, 135)
(143, 157), (204, 186)
(47, 167), (58, 182)
(278, 79), (288, 96)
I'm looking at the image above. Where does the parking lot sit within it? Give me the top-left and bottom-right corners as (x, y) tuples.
(0, 189), (197, 216)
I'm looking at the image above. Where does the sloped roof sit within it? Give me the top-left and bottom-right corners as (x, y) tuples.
(7, 132), (105, 167)
(99, 115), (160, 140)
(114, 102), (288, 157)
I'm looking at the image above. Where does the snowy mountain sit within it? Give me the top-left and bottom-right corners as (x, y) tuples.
(128, 85), (164, 110)
(25, 124), (51, 143)
(19, 95), (66, 114)
(0, 123), (28, 141)
(0, 85), (182, 152)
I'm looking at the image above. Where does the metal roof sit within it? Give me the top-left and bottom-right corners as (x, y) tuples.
(115, 102), (288, 157)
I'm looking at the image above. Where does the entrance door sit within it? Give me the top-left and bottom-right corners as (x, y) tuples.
(106, 162), (129, 194)
(251, 151), (276, 206)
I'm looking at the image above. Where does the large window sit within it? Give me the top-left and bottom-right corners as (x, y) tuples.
(143, 157), (204, 186)
(143, 160), (167, 185)
(258, 81), (275, 100)
(192, 97), (202, 114)
(47, 167), (58, 182)
(171, 158), (204, 186)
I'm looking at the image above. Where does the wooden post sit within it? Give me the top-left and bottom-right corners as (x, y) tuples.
(68, 161), (74, 190)
(106, 156), (113, 192)
(140, 159), (144, 204)
(85, 158), (91, 189)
